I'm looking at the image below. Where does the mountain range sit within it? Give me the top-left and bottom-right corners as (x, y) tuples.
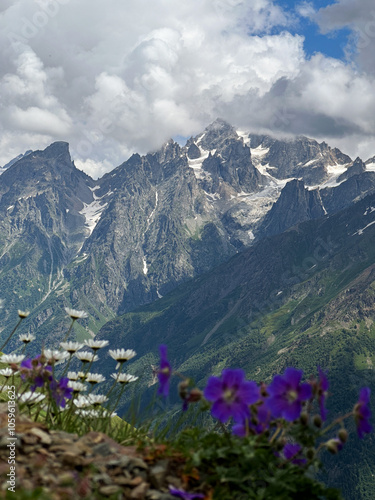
(1, 119), (375, 499)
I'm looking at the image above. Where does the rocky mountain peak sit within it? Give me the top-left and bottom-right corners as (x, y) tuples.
(257, 179), (326, 238)
(42, 141), (71, 160)
(197, 118), (238, 151)
(337, 156), (366, 183)
(248, 133), (351, 186)
(153, 139), (181, 164)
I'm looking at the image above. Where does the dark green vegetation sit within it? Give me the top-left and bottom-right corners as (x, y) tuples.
(93, 192), (375, 500)
(173, 429), (343, 500)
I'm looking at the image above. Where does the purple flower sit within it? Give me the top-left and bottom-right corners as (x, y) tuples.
(267, 367), (312, 422)
(169, 486), (205, 499)
(283, 443), (306, 466)
(50, 377), (73, 408)
(157, 345), (171, 397)
(232, 399), (271, 436)
(354, 387), (373, 439)
(204, 368), (259, 424)
(20, 356), (52, 391)
(317, 367), (329, 421)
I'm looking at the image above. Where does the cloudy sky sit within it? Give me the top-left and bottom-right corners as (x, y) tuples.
(1, 0), (375, 178)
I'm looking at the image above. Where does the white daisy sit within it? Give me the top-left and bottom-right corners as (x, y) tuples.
(83, 339), (109, 351)
(19, 392), (45, 404)
(111, 373), (139, 384)
(64, 308), (88, 320)
(18, 310), (30, 318)
(78, 371), (88, 380)
(67, 381), (87, 393)
(60, 341), (84, 354)
(108, 348), (136, 368)
(0, 368), (18, 378)
(87, 394), (108, 405)
(77, 409), (101, 418)
(0, 354), (25, 364)
(67, 371), (80, 381)
(19, 333), (35, 344)
(86, 373), (106, 384)
(75, 351), (98, 363)
(101, 409), (117, 418)
(73, 396), (91, 409)
(43, 350), (70, 363)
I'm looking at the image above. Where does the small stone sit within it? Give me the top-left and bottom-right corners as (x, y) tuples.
(149, 461), (168, 489)
(130, 481), (150, 499)
(146, 491), (175, 500)
(30, 427), (52, 445)
(58, 472), (75, 486)
(129, 457), (148, 470)
(92, 473), (112, 485)
(22, 434), (38, 445)
(165, 476), (182, 489)
(92, 442), (116, 457)
(61, 452), (86, 467)
(99, 485), (121, 496)
(23, 444), (41, 454)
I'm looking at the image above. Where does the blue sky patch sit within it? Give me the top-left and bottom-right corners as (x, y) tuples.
(276, 0), (352, 60)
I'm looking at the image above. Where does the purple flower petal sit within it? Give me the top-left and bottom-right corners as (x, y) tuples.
(222, 368), (245, 388)
(283, 443), (306, 465)
(283, 401), (302, 422)
(355, 387), (373, 438)
(211, 400), (232, 423)
(204, 376), (224, 401)
(267, 367), (309, 422)
(298, 383), (312, 401)
(283, 367), (302, 387)
(204, 368), (257, 424)
(237, 380), (260, 405)
(157, 344), (171, 397)
(169, 486), (205, 499)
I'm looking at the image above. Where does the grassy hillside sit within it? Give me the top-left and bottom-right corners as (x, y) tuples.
(92, 193), (375, 499)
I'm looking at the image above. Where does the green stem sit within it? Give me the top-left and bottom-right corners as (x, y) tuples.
(61, 319), (75, 343)
(0, 318), (24, 351)
(106, 363), (125, 399)
(319, 412), (353, 437)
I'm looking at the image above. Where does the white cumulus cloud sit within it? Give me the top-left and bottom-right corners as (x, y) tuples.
(0, 0), (374, 176)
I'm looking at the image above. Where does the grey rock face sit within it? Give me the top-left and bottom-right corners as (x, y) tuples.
(257, 179), (326, 238)
(187, 143), (201, 159)
(321, 171), (375, 213)
(337, 157), (366, 183)
(1, 122), (375, 346)
(249, 134), (352, 185)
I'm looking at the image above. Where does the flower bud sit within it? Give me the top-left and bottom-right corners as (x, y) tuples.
(326, 438), (342, 454)
(313, 415), (322, 428)
(300, 412), (308, 426)
(260, 382), (268, 398)
(188, 388), (202, 402)
(338, 429), (348, 444)
(306, 448), (315, 460)
(178, 380), (189, 400)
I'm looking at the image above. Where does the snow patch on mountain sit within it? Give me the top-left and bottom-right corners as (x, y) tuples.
(188, 148), (214, 181)
(79, 199), (107, 235)
(353, 220), (375, 236)
(143, 257), (148, 275)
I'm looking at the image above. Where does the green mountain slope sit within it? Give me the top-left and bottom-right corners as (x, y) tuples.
(93, 192), (375, 499)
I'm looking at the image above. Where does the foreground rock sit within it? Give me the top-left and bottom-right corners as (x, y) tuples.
(0, 413), (201, 500)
